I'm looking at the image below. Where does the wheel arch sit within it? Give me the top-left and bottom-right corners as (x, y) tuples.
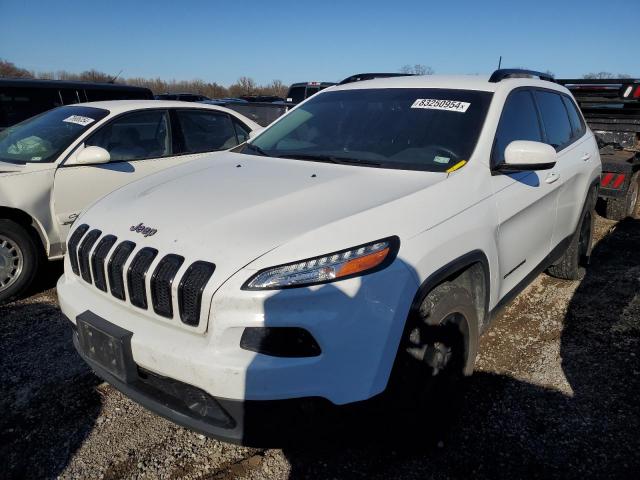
(409, 250), (491, 375)
(0, 207), (48, 256)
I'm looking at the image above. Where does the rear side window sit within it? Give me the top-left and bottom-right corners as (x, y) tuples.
(0, 87), (62, 128)
(176, 110), (239, 153)
(561, 96), (585, 139)
(493, 90), (542, 166)
(233, 120), (250, 143)
(86, 110), (171, 161)
(286, 86), (306, 104)
(535, 91), (573, 150)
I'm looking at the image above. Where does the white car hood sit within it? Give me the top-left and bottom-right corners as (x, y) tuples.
(81, 151), (445, 292)
(0, 161), (27, 174)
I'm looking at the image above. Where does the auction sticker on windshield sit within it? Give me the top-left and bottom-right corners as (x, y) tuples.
(411, 99), (470, 113)
(63, 115), (96, 126)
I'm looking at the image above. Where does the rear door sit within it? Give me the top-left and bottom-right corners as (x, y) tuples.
(491, 89), (559, 297)
(533, 90), (594, 247)
(174, 109), (244, 152)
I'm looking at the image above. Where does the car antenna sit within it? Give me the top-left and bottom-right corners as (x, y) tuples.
(497, 56), (502, 69)
(108, 70), (123, 84)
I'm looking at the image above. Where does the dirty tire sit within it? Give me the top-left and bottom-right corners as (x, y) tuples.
(389, 283), (475, 418)
(548, 195), (595, 280)
(604, 171), (639, 220)
(0, 219), (41, 304)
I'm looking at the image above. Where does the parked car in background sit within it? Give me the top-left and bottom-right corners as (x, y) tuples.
(0, 79), (153, 130)
(58, 70), (600, 446)
(557, 77), (640, 219)
(285, 81), (335, 103)
(203, 98), (292, 127)
(240, 95), (286, 103)
(0, 100), (259, 302)
(155, 93), (210, 102)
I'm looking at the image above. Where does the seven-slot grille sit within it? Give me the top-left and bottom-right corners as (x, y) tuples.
(68, 225), (215, 327)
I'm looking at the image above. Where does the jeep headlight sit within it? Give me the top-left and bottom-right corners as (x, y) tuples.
(243, 237), (399, 290)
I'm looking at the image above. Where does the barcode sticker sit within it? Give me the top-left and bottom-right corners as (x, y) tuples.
(411, 99), (470, 113)
(63, 115), (96, 126)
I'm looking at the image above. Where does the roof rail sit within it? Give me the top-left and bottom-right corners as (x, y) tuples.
(489, 69), (554, 83)
(338, 73), (414, 85)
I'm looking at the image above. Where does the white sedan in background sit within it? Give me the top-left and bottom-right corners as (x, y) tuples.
(0, 100), (260, 302)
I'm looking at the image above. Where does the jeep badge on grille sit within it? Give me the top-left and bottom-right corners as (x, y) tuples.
(130, 223), (157, 237)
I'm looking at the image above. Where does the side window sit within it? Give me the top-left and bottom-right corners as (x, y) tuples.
(176, 110), (239, 153)
(535, 91), (573, 150)
(86, 110), (170, 161)
(0, 87), (61, 128)
(233, 119), (250, 143)
(562, 95), (585, 139)
(305, 86), (320, 99)
(493, 90), (542, 166)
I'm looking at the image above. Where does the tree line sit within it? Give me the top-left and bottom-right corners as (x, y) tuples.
(0, 59), (634, 99)
(0, 59), (289, 98)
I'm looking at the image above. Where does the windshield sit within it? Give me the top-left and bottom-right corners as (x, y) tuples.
(0, 106), (109, 164)
(245, 88), (493, 171)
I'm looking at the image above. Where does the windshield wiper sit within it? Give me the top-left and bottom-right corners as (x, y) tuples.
(243, 143), (271, 156)
(276, 153), (382, 166)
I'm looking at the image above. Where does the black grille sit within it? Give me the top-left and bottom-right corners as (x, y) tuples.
(108, 241), (136, 300)
(78, 229), (102, 283)
(127, 248), (158, 309)
(68, 224), (89, 275)
(178, 261), (215, 326)
(91, 235), (117, 291)
(151, 254), (185, 318)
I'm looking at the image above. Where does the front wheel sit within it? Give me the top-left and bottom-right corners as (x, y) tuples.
(0, 219), (41, 304)
(389, 283), (475, 412)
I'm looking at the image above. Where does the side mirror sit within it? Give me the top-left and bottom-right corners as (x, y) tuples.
(73, 146), (111, 165)
(248, 127), (265, 139)
(500, 140), (556, 171)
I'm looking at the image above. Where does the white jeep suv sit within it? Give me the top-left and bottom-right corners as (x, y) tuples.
(57, 70), (601, 445)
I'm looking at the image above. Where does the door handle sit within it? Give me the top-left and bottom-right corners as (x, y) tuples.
(545, 172), (560, 184)
(581, 153), (591, 161)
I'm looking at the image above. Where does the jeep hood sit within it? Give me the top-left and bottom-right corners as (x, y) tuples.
(81, 151), (445, 291)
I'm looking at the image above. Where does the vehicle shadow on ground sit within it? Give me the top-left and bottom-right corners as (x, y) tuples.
(0, 296), (101, 479)
(269, 219), (640, 480)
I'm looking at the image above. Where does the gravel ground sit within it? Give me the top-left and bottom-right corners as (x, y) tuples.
(1, 212), (639, 480)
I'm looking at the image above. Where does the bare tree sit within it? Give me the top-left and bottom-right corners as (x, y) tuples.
(400, 64), (434, 75)
(583, 72), (614, 79)
(228, 76), (257, 97)
(265, 79), (288, 98)
(0, 59), (33, 78)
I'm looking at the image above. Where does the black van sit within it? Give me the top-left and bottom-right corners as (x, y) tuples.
(0, 79), (153, 129)
(285, 81), (336, 104)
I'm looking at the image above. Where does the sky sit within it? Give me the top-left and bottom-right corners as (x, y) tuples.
(1, 0), (636, 86)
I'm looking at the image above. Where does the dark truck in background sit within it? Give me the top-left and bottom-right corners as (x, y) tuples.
(559, 78), (640, 219)
(0, 79), (154, 130)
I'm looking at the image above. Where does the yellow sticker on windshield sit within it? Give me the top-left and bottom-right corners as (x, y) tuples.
(446, 160), (467, 173)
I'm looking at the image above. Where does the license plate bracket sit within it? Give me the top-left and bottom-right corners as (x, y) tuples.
(76, 311), (138, 383)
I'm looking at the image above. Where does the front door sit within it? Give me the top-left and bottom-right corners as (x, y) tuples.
(490, 89), (560, 298)
(52, 109), (177, 239)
